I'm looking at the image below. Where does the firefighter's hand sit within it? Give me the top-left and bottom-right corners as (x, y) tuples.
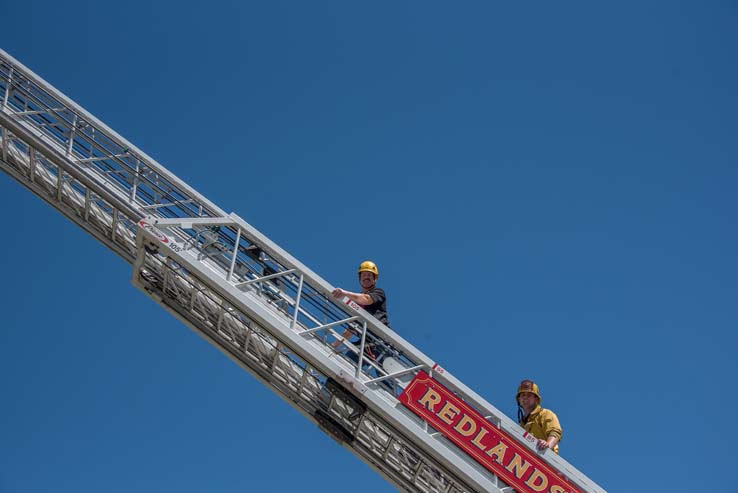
(332, 288), (345, 299)
(536, 439), (550, 450)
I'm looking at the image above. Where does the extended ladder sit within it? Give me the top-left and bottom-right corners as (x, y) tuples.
(0, 48), (606, 493)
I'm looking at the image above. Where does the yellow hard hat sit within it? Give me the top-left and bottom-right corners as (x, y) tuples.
(357, 260), (379, 278)
(516, 379), (541, 403)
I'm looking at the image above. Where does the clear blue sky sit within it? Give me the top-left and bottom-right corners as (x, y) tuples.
(2, 2), (737, 492)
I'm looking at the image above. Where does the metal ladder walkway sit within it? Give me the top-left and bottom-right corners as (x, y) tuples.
(0, 48), (606, 493)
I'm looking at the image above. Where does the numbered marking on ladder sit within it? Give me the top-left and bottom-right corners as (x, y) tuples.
(341, 296), (361, 311)
(522, 431), (537, 445)
(432, 363), (446, 376)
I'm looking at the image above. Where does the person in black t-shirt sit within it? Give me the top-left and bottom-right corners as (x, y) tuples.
(331, 260), (390, 360)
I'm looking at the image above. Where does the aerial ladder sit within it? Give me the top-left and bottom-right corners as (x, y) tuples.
(0, 48), (606, 493)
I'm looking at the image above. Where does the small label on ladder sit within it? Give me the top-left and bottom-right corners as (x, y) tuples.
(139, 220), (187, 253)
(399, 371), (580, 493)
(341, 296), (361, 311)
(138, 220), (170, 245)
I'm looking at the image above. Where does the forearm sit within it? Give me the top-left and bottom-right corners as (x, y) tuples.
(349, 291), (373, 305)
(333, 288), (373, 306)
(542, 410), (562, 449)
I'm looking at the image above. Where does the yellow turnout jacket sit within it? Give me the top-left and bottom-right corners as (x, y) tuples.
(519, 405), (562, 454)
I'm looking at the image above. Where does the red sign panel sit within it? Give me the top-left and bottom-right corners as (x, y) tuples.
(399, 371), (579, 493)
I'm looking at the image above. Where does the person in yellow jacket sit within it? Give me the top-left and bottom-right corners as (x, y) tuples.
(516, 379), (562, 454)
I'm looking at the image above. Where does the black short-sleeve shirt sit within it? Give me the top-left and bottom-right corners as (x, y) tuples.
(364, 287), (390, 328)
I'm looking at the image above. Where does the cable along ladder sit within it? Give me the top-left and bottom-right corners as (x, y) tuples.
(0, 49), (606, 493)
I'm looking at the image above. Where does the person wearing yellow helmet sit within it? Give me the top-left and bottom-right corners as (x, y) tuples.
(332, 260), (389, 327)
(331, 261), (390, 359)
(516, 379), (562, 454)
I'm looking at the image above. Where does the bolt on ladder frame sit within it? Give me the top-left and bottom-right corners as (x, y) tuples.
(0, 48), (606, 493)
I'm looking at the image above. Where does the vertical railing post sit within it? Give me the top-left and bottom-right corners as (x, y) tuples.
(84, 188), (91, 221)
(130, 160), (140, 203)
(1, 67), (12, 109)
(22, 79), (30, 113)
(111, 209), (119, 241)
(56, 167), (63, 202)
(356, 321), (368, 378)
(28, 147), (36, 182)
(290, 274), (304, 331)
(88, 127), (95, 159)
(1, 126), (8, 163)
(66, 113), (78, 156)
(226, 227), (242, 282)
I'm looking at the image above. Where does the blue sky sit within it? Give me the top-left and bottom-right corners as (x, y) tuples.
(2, 2), (737, 492)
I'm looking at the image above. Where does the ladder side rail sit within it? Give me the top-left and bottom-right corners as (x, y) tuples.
(0, 120), (140, 263)
(0, 111), (143, 257)
(0, 93), (156, 224)
(0, 69), (126, 184)
(0, 112), (141, 221)
(0, 85), (215, 243)
(1, 75), (207, 221)
(0, 151), (138, 264)
(0, 49), (223, 221)
(0, 110), (212, 272)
